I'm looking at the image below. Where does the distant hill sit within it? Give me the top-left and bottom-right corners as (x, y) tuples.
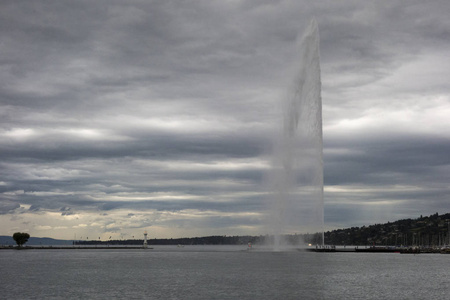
(324, 212), (450, 246)
(0, 236), (73, 246)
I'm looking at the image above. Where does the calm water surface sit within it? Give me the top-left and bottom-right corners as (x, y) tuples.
(1, 246), (448, 299)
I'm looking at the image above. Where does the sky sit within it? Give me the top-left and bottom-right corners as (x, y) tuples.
(1, 0), (449, 240)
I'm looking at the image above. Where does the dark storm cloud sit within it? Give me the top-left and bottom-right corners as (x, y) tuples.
(0, 200), (20, 214)
(97, 196), (264, 214)
(1, 0), (449, 237)
(325, 134), (450, 185)
(0, 129), (268, 161)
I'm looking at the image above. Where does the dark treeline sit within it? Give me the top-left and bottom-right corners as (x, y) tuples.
(74, 212), (449, 247)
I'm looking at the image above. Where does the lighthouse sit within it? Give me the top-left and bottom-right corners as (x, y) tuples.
(143, 231), (148, 249)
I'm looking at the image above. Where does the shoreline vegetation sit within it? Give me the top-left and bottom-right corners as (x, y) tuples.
(1, 212), (449, 254)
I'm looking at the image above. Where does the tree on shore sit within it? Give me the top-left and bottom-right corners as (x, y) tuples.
(13, 232), (30, 247)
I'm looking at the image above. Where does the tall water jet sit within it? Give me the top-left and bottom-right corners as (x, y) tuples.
(269, 19), (323, 250)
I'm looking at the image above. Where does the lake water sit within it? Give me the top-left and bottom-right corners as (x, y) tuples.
(1, 245), (448, 299)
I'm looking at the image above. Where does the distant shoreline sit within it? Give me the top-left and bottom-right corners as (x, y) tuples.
(2, 245), (449, 254)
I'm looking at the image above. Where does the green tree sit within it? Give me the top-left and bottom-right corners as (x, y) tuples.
(13, 232), (30, 247)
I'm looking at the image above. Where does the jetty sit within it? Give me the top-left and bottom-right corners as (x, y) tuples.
(0, 246), (153, 250)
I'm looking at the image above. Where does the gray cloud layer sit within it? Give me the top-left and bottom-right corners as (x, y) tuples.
(1, 0), (449, 239)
